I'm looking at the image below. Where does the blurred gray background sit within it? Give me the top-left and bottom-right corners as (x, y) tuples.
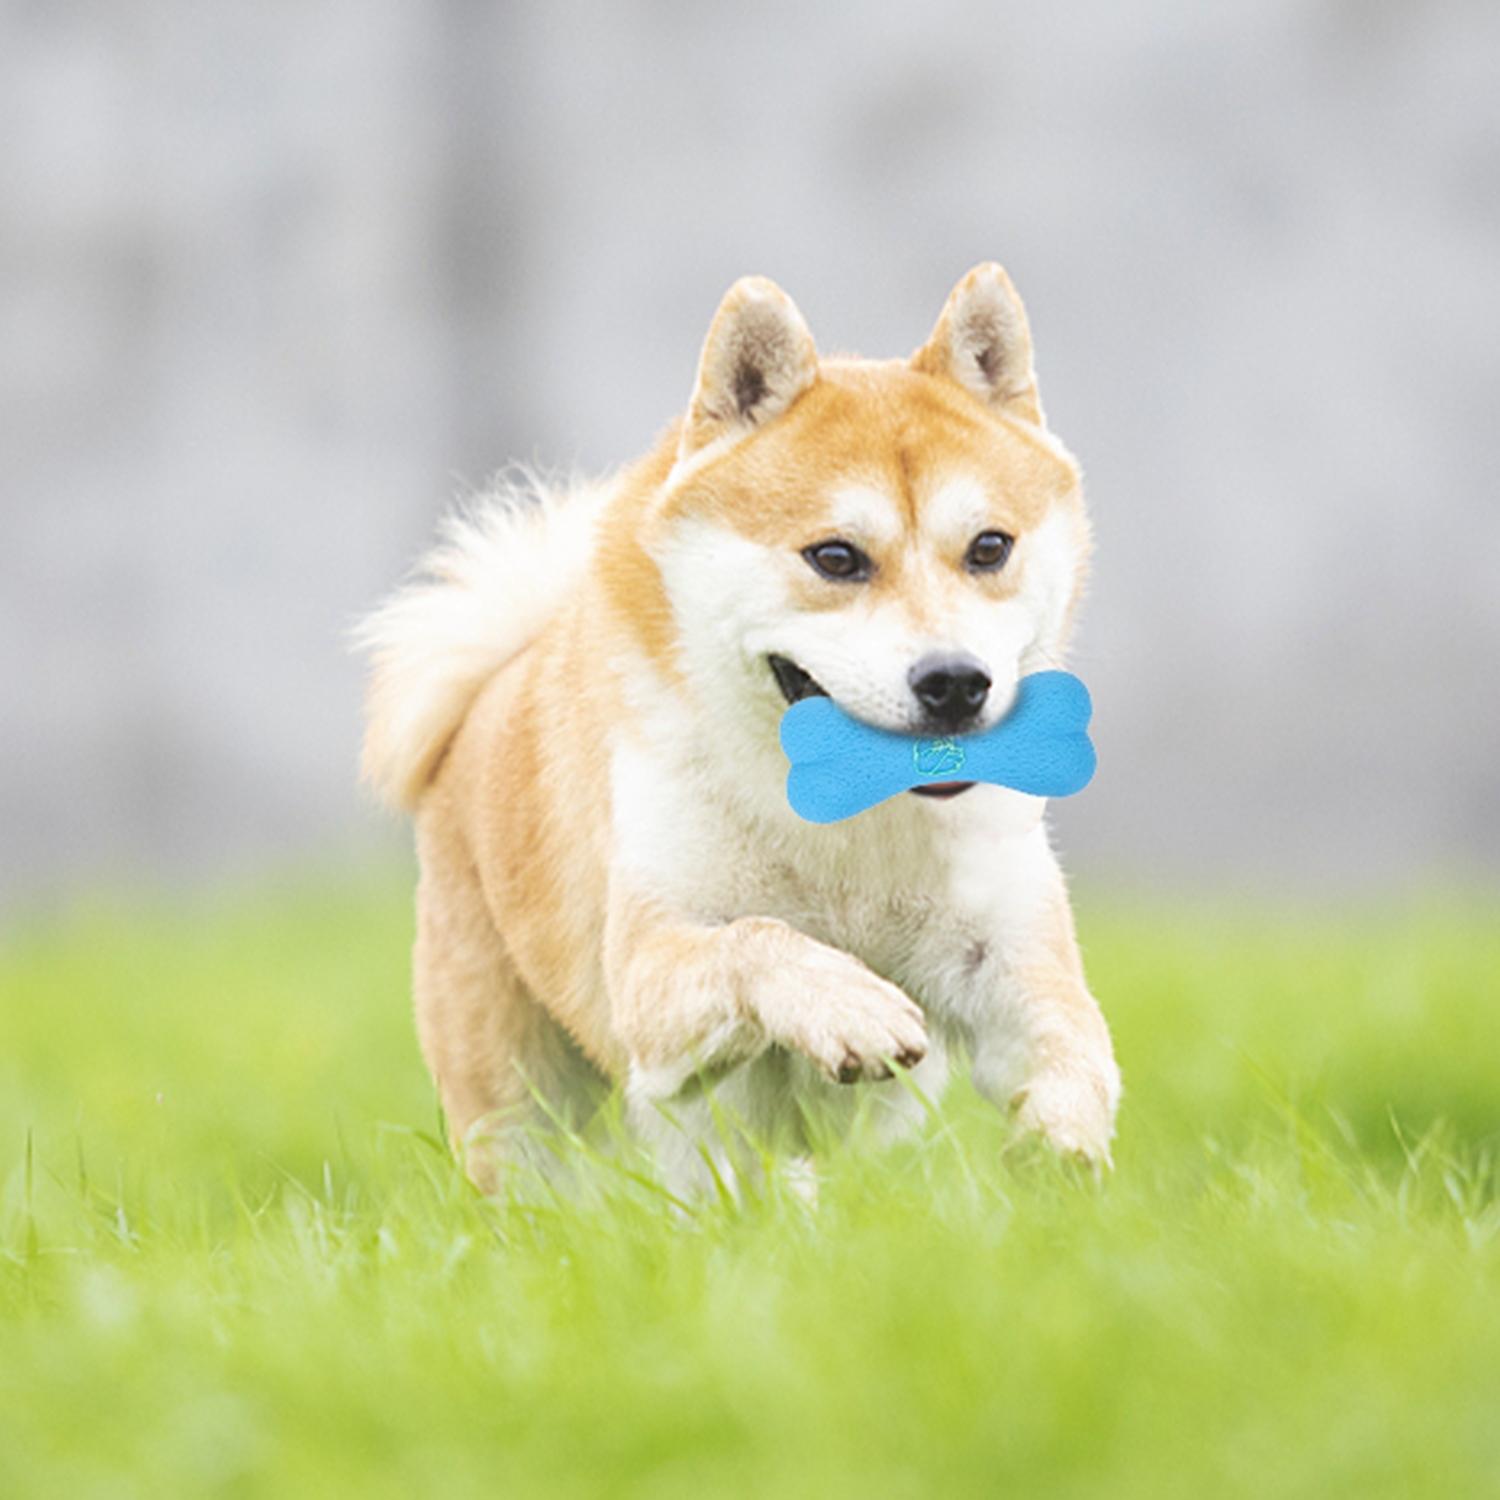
(3, 0), (1499, 913)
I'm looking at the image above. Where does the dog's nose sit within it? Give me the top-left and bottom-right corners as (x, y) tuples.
(908, 653), (991, 728)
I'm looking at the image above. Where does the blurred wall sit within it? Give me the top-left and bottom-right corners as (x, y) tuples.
(3, 0), (1499, 909)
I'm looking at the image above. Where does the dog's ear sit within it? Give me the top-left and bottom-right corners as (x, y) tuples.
(679, 277), (818, 460)
(911, 263), (1042, 425)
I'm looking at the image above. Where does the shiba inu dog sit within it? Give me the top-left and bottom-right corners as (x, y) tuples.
(359, 264), (1121, 1193)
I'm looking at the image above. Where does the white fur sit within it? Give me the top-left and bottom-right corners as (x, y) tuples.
(1015, 507), (1084, 672)
(828, 483), (905, 550)
(919, 473), (993, 547)
(355, 471), (611, 809)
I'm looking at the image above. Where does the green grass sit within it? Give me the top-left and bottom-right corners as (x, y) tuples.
(2, 872), (1499, 1498)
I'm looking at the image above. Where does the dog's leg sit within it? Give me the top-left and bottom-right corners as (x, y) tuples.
(968, 879), (1121, 1166)
(413, 811), (601, 1194)
(605, 883), (929, 1117)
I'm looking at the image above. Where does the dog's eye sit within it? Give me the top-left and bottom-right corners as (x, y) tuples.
(965, 530), (1015, 573)
(803, 539), (872, 581)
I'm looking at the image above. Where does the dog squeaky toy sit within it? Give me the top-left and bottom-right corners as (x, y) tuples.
(779, 670), (1096, 825)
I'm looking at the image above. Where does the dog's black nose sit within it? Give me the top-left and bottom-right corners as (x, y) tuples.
(908, 653), (991, 728)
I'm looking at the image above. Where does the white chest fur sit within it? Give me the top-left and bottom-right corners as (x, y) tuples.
(609, 721), (1060, 1037)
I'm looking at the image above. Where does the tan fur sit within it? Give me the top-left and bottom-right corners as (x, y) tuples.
(360, 264), (1120, 1191)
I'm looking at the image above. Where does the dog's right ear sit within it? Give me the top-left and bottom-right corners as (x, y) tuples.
(678, 277), (818, 462)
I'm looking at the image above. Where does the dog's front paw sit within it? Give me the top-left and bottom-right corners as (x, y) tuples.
(1010, 1059), (1120, 1166)
(797, 974), (929, 1085)
(751, 934), (927, 1084)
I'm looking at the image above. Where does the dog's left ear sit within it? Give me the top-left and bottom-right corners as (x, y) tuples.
(679, 276), (818, 461)
(911, 263), (1043, 425)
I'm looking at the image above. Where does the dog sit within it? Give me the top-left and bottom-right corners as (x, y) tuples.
(358, 263), (1121, 1194)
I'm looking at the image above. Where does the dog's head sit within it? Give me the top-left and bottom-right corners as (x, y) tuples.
(645, 265), (1091, 788)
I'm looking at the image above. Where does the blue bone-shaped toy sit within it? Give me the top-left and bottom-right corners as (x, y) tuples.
(780, 669), (1096, 824)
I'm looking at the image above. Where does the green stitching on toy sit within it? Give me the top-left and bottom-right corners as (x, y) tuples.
(912, 737), (965, 777)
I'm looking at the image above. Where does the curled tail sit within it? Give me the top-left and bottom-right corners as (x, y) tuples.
(355, 470), (607, 810)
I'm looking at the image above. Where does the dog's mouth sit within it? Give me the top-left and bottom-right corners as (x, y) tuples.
(767, 655), (975, 802)
(768, 653), (828, 705)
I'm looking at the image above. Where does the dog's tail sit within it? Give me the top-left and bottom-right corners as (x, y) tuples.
(354, 469), (608, 811)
